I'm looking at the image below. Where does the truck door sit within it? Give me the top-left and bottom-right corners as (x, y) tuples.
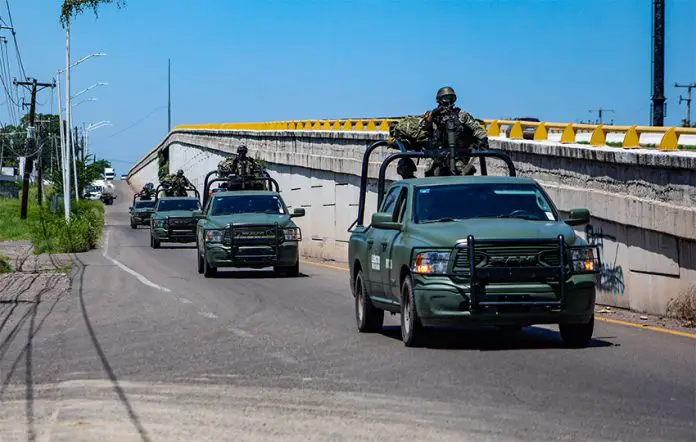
(365, 185), (402, 296)
(380, 187), (408, 301)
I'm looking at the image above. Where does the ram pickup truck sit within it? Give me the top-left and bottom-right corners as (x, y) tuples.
(150, 196), (202, 248)
(348, 141), (600, 348)
(195, 189), (305, 277)
(128, 198), (156, 228)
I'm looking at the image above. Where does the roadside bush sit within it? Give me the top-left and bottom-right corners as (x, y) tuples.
(30, 199), (105, 254)
(666, 286), (696, 327)
(0, 254), (11, 273)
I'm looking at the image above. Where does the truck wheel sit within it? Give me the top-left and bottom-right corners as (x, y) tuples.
(130, 219), (137, 229)
(274, 260), (299, 277)
(354, 270), (383, 333)
(197, 243), (204, 274)
(559, 316), (594, 348)
(151, 235), (160, 249)
(203, 252), (217, 278)
(401, 275), (425, 347)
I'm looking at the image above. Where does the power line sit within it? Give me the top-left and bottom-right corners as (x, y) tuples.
(106, 105), (167, 138)
(4, 0), (26, 80)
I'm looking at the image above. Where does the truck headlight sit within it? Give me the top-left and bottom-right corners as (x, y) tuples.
(152, 219), (164, 228)
(570, 247), (598, 273)
(205, 229), (224, 243)
(412, 251), (450, 275)
(283, 227), (302, 241)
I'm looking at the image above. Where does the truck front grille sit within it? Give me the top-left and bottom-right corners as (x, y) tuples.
(453, 245), (562, 275)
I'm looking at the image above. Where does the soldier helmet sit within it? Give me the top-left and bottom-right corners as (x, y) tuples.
(237, 145), (248, 156)
(176, 169), (184, 176)
(436, 86), (457, 105)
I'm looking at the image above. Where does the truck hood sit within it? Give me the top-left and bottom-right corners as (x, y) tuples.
(408, 219), (579, 246)
(206, 213), (295, 228)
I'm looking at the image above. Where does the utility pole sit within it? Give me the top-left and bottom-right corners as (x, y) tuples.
(675, 82), (696, 127)
(588, 107), (615, 124)
(168, 58), (171, 132)
(651, 0), (666, 126)
(14, 78), (56, 218)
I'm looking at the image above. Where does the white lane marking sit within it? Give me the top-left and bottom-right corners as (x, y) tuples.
(180, 298), (193, 304)
(229, 328), (254, 338)
(271, 352), (298, 364)
(38, 407), (60, 442)
(102, 229), (171, 293)
(302, 377), (313, 382)
(199, 311), (218, 319)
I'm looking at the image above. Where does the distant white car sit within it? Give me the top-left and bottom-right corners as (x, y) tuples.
(121, 174), (128, 180)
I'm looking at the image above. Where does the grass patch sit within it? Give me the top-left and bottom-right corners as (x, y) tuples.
(0, 189), (105, 254)
(666, 286), (696, 327)
(0, 254), (11, 273)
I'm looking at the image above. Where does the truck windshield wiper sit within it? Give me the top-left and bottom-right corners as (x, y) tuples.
(421, 217), (460, 224)
(496, 214), (538, 220)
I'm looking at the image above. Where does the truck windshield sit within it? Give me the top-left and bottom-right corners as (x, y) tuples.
(156, 199), (200, 212)
(210, 195), (286, 216)
(414, 182), (557, 223)
(135, 201), (156, 209)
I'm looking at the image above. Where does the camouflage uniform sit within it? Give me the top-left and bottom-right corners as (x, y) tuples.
(389, 87), (489, 178)
(163, 170), (192, 196)
(419, 106), (488, 176)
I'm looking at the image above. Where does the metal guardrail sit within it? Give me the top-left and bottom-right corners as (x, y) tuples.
(172, 118), (696, 151)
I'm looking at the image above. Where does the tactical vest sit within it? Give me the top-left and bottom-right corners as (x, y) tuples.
(432, 107), (470, 149)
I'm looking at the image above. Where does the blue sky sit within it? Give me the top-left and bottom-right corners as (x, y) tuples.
(2, 0), (695, 173)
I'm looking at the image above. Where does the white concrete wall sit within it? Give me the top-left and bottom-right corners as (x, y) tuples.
(128, 129), (696, 316)
(127, 157), (160, 192)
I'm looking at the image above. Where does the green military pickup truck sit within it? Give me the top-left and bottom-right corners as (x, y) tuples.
(149, 183), (202, 249)
(195, 169), (305, 278)
(348, 141), (600, 348)
(128, 196), (156, 228)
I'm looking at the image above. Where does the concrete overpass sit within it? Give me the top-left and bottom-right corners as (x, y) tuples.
(127, 119), (696, 316)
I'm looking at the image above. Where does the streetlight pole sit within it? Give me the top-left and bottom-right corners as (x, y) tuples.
(64, 25), (72, 218)
(56, 50), (106, 220)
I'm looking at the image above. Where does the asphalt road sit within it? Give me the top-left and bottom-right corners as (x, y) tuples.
(1, 181), (694, 441)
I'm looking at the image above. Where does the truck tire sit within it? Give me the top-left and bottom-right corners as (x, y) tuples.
(400, 275), (425, 347)
(150, 235), (160, 249)
(203, 252), (217, 278)
(276, 260), (300, 277)
(559, 316), (594, 348)
(130, 218), (137, 229)
(354, 269), (383, 333)
(197, 241), (204, 274)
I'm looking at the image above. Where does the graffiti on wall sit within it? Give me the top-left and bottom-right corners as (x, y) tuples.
(584, 224), (625, 295)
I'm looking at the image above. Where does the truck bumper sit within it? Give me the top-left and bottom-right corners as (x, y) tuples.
(152, 228), (196, 243)
(414, 277), (596, 328)
(204, 242), (299, 268)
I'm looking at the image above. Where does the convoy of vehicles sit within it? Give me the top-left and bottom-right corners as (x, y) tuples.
(129, 139), (599, 349)
(348, 140), (600, 348)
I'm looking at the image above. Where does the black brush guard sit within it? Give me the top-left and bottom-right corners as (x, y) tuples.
(222, 222), (283, 263)
(410, 235), (601, 311)
(165, 216), (197, 239)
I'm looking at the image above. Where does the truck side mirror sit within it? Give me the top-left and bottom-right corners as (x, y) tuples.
(291, 208), (305, 218)
(371, 212), (401, 230)
(565, 208), (590, 226)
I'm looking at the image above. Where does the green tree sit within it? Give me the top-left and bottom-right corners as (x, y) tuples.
(60, 0), (125, 26)
(46, 157), (112, 196)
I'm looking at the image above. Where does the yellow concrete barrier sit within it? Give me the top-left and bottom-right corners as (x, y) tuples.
(171, 117), (696, 150)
